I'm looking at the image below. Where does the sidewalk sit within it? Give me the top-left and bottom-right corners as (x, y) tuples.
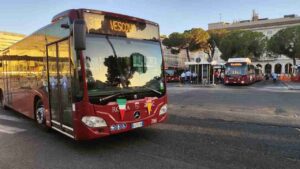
(173, 83), (222, 88)
(282, 81), (300, 90)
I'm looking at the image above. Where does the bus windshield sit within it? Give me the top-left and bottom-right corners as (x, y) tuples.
(225, 64), (247, 76)
(165, 70), (175, 76)
(83, 35), (164, 99)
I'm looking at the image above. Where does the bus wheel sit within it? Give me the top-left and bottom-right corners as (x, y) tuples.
(0, 91), (7, 110)
(35, 100), (45, 125)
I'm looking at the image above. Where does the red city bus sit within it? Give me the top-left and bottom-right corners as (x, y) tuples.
(164, 67), (182, 82)
(224, 58), (256, 85)
(0, 9), (167, 140)
(291, 65), (300, 82)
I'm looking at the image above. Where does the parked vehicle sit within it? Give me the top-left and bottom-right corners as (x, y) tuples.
(255, 67), (264, 82)
(224, 58), (256, 85)
(165, 67), (182, 82)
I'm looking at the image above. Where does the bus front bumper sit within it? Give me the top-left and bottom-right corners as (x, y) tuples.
(73, 113), (167, 140)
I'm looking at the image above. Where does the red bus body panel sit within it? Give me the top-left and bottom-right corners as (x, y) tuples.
(224, 75), (255, 85)
(166, 75), (180, 82)
(73, 96), (167, 140)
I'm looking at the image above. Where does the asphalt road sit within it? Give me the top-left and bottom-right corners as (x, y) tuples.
(1, 80), (300, 169)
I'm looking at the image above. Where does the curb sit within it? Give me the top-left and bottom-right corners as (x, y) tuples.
(174, 84), (221, 88)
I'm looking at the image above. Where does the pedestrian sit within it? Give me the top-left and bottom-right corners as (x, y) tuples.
(214, 70), (220, 83)
(265, 74), (269, 80)
(186, 70), (192, 83)
(272, 72), (277, 83)
(192, 72), (198, 84)
(220, 71), (225, 83)
(180, 71), (186, 84)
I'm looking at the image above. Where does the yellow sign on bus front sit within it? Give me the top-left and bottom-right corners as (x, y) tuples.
(110, 20), (134, 33)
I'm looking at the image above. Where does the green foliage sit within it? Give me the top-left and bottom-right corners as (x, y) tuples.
(162, 32), (187, 50)
(183, 28), (210, 52)
(219, 30), (267, 61)
(208, 29), (229, 47)
(267, 26), (300, 65)
(162, 29), (210, 56)
(207, 29), (229, 58)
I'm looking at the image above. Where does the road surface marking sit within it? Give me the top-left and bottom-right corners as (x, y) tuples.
(0, 115), (22, 122)
(154, 123), (300, 144)
(0, 124), (26, 134)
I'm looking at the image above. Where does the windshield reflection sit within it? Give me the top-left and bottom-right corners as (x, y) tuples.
(225, 65), (247, 76)
(83, 35), (164, 97)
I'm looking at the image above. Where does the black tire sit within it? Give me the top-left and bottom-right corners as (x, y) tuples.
(35, 99), (47, 128)
(0, 91), (7, 110)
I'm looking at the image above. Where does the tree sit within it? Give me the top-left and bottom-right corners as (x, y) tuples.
(184, 28), (210, 52)
(162, 32), (187, 52)
(162, 29), (210, 61)
(267, 26), (300, 65)
(206, 29), (229, 58)
(218, 30), (267, 61)
(162, 32), (190, 61)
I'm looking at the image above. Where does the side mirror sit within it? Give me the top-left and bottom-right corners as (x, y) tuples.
(73, 19), (86, 51)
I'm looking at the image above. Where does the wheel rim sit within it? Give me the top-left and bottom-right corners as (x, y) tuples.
(36, 106), (45, 124)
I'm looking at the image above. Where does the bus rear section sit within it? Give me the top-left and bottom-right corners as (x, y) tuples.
(224, 58), (256, 85)
(255, 67), (264, 82)
(165, 67), (182, 82)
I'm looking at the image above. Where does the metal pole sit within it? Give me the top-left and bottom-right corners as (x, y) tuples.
(197, 64), (199, 84)
(208, 65), (210, 84)
(212, 67), (215, 85)
(208, 64), (211, 84)
(201, 64), (203, 85)
(192, 65), (197, 83)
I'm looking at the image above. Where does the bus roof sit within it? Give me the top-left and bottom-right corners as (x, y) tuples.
(227, 58), (252, 64)
(51, 9), (159, 26)
(1, 9), (160, 52)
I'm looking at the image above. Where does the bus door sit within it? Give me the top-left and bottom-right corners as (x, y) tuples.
(46, 39), (73, 136)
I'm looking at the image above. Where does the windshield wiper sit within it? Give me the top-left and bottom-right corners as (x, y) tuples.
(131, 86), (163, 95)
(99, 92), (124, 103)
(97, 87), (163, 103)
(145, 87), (162, 95)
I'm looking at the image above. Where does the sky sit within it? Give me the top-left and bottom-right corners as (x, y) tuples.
(0, 0), (300, 36)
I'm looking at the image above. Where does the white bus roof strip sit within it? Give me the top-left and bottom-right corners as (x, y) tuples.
(228, 58), (252, 64)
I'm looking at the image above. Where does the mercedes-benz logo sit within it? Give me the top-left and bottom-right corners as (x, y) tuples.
(133, 111), (141, 119)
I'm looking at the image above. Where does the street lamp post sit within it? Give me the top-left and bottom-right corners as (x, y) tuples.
(289, 42), (294, 60)
(289, 42), (295, 75)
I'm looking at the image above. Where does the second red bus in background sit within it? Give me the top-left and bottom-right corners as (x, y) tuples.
(224, 58), (256, 85)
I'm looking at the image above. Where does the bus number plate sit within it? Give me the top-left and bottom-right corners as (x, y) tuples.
(132, 121), (144, 129)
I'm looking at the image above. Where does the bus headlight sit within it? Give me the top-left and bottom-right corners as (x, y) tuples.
(159, 104), (168, 115)
(81, 116), (107, 128)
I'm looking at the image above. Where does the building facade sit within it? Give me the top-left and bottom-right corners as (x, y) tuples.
(162, 46), (187, 69)
(208, 11), (300, 75)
